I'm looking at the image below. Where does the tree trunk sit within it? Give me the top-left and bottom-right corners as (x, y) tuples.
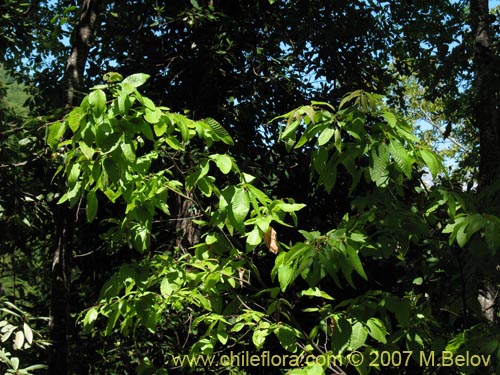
(472, 0), (500, 188)
(471, 0), (500, 322)
(48, 205), (72, 375)
(65, 0), (102, 106)
(49, 1), (103, 373)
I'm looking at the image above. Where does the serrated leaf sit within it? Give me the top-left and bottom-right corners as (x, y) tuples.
(369, 142), (389, 186)
(231, 188), (250, 226)
(382, 111), (397, 127)
(349, 321), (367, 350)
(366, 318), (387, 344)
(389, 138), (413, 178)
(205, 118), (234, 145)
(67, 107), (86, 132)
(47, 121), (67, 150)
(419, 148), (441, 177)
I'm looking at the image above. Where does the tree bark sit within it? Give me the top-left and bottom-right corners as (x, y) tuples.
(65, 0), (102, 106)
(48, 205), (72, 375)
(49, 1), (103, 373)
(472, 0), (500, 188)
(471, 0), (500, 322)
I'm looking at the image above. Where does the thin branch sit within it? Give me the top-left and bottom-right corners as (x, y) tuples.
(418, 106), (468, 152)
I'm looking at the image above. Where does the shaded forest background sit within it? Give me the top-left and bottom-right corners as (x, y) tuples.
(1, 0), (500, 374)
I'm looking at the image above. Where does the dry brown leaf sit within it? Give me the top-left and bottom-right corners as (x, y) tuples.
(263, 226), (278, 254)
(238, 268), (249, 287)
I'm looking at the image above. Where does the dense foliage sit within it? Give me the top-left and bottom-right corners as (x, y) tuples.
(1, 1), (499, 374)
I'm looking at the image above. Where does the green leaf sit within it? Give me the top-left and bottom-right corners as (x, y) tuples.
(47, 121), (67, 150)
(299, 287), (334, 300)
(369, 142), (389, 187)
(154, 118), (168, 137)
(281, 118), (301, 141)
(68, 163), (81, 185)
(246, 226), (262, 246)
(84, 308), (99, 326)
(230, 188), (250, 226)
(346, 245), (367, 280)
(445, 331), (465, 353)
(366, 318), (387, 344)
(277, 325), (298, 352)
(175, 115), (190, 143)
(389, 139), (413, 178)
(382, 111), (397, 127)
(11, 356), (19, 371)
(122, 73), (150, 87)
(211, 154), (232, 174)
(67, 107), (86, 132)
(120, 142), (136, 162)
(419, 148), (441, 178)
(273, 202), (306, 213)
(217, 324), (228, 345)
(278, 263), (294, 292)
(205, 118), (234, 145)
(88, 89), (106, 116)
(186, 160), (210, 189)
(79, 141), (95, 160)
(86, 190), (98, 222)
(349, 321), (368, 350)
(165, 135), (184, 151)
(144, 108), (162, 124)
(103, 72), (123, 83)
(317, 127), (335, 146)
(252, 322), (271, 349)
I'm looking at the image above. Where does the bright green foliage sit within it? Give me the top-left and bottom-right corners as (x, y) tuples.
(276, 90), (441, 191)
(53, 74), (307, 369)
(52, 73), (251, 253)
(52, 79), (500, 374)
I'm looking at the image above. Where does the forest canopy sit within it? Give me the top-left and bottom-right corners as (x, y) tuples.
(1, 1), (500, 374)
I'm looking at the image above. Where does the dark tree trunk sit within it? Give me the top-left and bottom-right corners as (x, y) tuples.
(471, 0), (500, 322)
(65, 0), (102, 106)
(48, 205), (72, 375)
(49, 1), (102, 373)
(472, 0), (500, 188)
